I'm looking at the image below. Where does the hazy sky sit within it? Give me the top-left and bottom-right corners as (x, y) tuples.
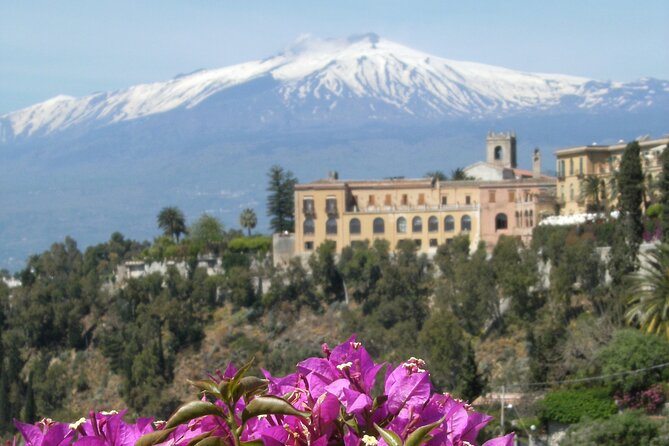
(2, 0), (668, 114)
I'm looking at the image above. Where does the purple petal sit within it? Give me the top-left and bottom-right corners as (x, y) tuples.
(483, 433), (515, 446)
(14, 421), (44, 446)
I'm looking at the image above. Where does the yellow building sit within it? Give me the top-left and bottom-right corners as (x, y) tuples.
(555, 136), (669, 214)
(294, 176), (482, 255)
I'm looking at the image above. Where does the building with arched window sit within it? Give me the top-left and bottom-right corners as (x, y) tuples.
(283, 132), (558, 263)
(555, 136), (668, 214)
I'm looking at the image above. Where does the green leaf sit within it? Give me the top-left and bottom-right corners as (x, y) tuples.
(166, 401), (225, 429)
(234, 376), (269, 401)
(189, 379), (223, 400)
(192, 437), (228, 446)
(374, 423), (403, 446)
(186, 430), (214, 446)
(240, 441), (265, 446)
(241, 396), (310, 425)
(135, 427), (177, 446)
(228, 358), (255, 403)
(405, 416), (445, 446)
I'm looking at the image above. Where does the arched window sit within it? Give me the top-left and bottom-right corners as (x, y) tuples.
(569, 184), (574, 200)
(529, 210), (534, 227)
(428, 216), (438, 232)
(326, 218), (337, 235)
(461, 215), (471, 232)
(515, 211), (521, 227)
(494, 145), (503, 160)
(396, 217), (407, 233)
(524, 210), (529, 227)
(349, 218), (361, 235)
(412, 216), (423, 233)
(303, 218), (315, 235)
(495, 213), (508, 231)
(444, 215), (455, 232)
(373, 217), (385, 234)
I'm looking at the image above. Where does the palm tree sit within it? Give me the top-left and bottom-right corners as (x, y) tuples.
(450, 168), (473, 181)
(580, 175), (602, 212)
(239, 208), (257, 236)
(157, 206), (187, 243)
(425, 170), (448, 181)
(625, 244), (669, 338)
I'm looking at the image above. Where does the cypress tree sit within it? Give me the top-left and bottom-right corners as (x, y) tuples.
(608, 141), (644, 285)
(660, 147), (669, 242)
(21, 373), (36, 423)
(266, 165), (297, 233)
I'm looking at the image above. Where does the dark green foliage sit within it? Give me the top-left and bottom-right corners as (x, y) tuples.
(266, 165), (297, 233)
(308, 240), (344, 303)
(224, 266), (257, 308)
(660, 146), (669, 243)
(435, 238), (497, 335)
(538, 387), (616, 424)
(609, 141), (644, 284)
(559, 411), (660, 446)
(595, 329), (669, 394)
(491, 236), (542, 322)
(424, 171), (447, 181)
(157, 207), (187, 243)
(21, 374), (37, 423)
(418, 309), (484, 400)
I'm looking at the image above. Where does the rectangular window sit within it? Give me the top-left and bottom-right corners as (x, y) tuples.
(414, 239), (422, 248)
(429, 238), (438, 247)
(579, 157), (583, 175)
(441, 196), (448, 205)
(418, 193), (425, 205)
(560, 160), (566, 177)
(465, 195), (471, 205)
(326, 197), (337, 214)
(489, 191), (496, 203)
(368, 194), (375, 206)
(569, 159), (574, 175)
(304, 241), (314, 250)
(401, 194), (408, 205)
(384, 194), (391, 206)
(508, 190), (516, 202)
(303, 197), (314, 214)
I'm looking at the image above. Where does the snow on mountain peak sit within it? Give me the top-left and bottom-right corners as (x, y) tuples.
(1, 34), (666, 140)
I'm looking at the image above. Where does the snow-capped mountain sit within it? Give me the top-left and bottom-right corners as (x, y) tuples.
(2, 33), (667, 142)
(1, 33), (667, 271)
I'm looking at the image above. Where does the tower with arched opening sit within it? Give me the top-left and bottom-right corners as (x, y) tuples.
(486, 131), (517, 168)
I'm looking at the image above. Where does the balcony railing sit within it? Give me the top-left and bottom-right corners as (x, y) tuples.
(345, 203), (480, 213)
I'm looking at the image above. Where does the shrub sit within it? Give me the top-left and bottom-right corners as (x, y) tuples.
(558, 410), (659, 446)
(647, 203), (663, 219)
(538, 387), (617, 424)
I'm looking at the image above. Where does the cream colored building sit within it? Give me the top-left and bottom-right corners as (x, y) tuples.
(291, 133), (557, 257)
(555, 136), (669, 214)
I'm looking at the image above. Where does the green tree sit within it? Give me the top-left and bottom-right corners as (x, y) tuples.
(559, 411), (660, 446)
(660, 147), (669, 242)
(239, 208), (258, 236)
(580, 175), (604, 212)
(625, 244), (669, 338)
(425, 170), (448, 181)
(267, 165), (297, 233)
(418, 309), (484, 400)
(308, 240), (344, 303)
(157, 206), (187, 243)
(450, 167), (473, 181)
(595, 329), (669, 395)
(189, 214), (225, 253)
(608, 141), (644, 285)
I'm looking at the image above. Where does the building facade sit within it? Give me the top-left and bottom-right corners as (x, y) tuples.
(291, 133), (557, 258)
(555, 136), (669, 214)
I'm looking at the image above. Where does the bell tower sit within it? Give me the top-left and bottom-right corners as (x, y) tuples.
(486, 132), (517, 168)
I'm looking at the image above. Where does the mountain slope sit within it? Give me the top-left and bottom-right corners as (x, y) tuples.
(2, 33), (667, 143)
